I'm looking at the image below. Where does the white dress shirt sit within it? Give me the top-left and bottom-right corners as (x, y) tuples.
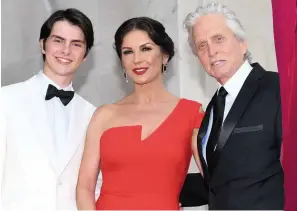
(202, 61), (253, 162)
(36, 71), (74, 167)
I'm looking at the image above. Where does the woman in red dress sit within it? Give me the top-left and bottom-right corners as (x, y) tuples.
(76, 17), (204, 210)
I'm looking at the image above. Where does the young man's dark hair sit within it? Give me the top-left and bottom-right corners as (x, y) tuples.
(39, 8), (94, 61)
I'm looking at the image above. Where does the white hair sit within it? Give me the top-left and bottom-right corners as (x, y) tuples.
(183, 2), (252, 63)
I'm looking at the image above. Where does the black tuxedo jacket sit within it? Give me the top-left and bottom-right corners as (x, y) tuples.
(180, 63), (284, 209)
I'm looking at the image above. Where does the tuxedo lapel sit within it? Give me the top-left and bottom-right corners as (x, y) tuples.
(24, 76), (56, 170)
(197, 94), (216, 183)
(56, 94), (85, 176)
(216, 64), (266, 155)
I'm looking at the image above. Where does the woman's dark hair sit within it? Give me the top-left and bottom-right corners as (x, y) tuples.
(114, 17), (175, 62)
(39, 8), (94, 60)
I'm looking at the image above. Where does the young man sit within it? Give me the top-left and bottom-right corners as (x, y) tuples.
(0, 8), (101, 210)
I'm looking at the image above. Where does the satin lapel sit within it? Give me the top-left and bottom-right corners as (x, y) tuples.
(24, 76), (56, 171)
(216, 64), (266, 154)
(56, 95), (85, 176)
(197, 94), (216, 182)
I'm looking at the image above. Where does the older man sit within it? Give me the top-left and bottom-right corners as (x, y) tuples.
(180, 2), (284, 210)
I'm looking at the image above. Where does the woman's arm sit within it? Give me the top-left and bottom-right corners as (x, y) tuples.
(76, 105), (110, 210)
(191, 128), (204, 177)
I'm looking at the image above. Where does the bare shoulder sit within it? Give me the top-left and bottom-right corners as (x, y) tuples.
(92, 104), (117, 122)
(87, 104), (118, 138)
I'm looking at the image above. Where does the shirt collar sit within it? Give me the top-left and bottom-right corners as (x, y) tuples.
(218, 60), (253, 98)
(36, 70), (74, 97)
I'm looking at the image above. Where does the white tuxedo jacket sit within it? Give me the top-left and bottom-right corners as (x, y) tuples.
(0, 75), (101, 211)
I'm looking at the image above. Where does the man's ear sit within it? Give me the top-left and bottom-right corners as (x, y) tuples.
(40, 39), (46, 54)
(240, 40), (248, 55)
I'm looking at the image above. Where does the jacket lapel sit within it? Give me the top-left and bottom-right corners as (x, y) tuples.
(215, 63), (266, 155)
(24, 76), (56, 171)
(197, 94), (216, 183)
(56, 95), (86, 176)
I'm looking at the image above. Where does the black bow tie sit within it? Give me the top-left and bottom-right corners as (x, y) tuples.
(45, 84), (74, 106)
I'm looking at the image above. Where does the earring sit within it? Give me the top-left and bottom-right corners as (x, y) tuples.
(124, 72), (128, 83)
(162, 64), (167, 74)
